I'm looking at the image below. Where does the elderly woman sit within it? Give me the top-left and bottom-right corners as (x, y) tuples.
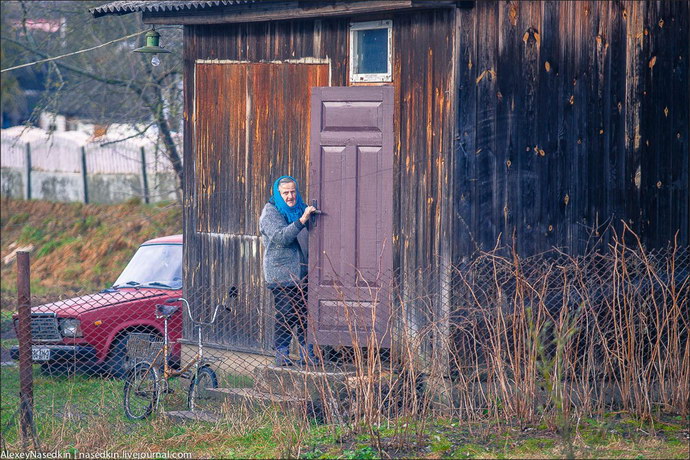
(260, 175), (319, 366)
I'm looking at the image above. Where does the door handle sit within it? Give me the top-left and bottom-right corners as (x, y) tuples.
(311, 199), (318, 227)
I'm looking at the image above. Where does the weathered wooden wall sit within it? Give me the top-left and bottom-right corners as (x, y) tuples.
(193, 62), (329, 235)
(394, 9), (455, 279)
(183, 9), (455, 352)
(181, 0), (688, 353)
(392, 9), (454, 362)
(453, 0), (689, 262)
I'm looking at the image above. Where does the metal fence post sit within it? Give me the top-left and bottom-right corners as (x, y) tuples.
(81, 146), (89, 204)
(24, 143), (32, 200)
(16, 251), (38, 450)
(140, 146), (150, 204)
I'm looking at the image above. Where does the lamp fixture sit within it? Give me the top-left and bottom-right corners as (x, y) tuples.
(133, 27), (170, 66)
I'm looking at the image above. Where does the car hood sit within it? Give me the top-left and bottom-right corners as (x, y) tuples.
(29, 289), (173, 317)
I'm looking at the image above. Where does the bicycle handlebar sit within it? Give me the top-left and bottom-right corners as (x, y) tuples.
(171, 297), (228, 327)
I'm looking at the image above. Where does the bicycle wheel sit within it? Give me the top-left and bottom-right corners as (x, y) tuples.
(124, 362), (159, 420)
(187, 366), (218, 411)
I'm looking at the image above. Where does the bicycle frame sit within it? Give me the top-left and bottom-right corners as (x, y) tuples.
(124, 295), (232, 419)
(155, 298), (225, 380)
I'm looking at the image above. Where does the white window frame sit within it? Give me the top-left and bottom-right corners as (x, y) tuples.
(349, 20), (392, 83)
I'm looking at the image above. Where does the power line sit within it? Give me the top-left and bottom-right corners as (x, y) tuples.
(1, 30), (147, 73)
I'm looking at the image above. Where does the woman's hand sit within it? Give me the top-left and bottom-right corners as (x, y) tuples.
(299, 206), (318, 225)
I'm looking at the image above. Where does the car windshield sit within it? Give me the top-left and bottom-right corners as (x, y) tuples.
(113, 244), (182, 289)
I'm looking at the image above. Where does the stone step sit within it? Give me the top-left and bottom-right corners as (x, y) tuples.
(163, 410), (221, 423)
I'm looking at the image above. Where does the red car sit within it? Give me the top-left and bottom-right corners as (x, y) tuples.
(11, 234), (183, 377)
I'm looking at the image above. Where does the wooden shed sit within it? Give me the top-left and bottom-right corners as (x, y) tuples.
(93, 1), (689, 367)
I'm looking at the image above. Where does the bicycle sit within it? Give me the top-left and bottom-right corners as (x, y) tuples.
(123, 289), (236, 420)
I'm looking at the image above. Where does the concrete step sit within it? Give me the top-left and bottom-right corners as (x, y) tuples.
(163, 410), (221, 423)
(253, 363), (357, 400)
(209, 387), (350, 422)
(207, 387), (307, 406)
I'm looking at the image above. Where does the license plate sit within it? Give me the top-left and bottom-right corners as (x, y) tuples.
(32, 346), (50, 361)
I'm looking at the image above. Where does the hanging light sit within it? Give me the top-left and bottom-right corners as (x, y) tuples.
(133, 27), (170, 66)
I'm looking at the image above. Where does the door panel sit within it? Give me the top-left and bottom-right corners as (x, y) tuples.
(309, 86), (394, 347)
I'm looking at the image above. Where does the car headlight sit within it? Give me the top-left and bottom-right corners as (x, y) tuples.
(59, 318), (83, 338)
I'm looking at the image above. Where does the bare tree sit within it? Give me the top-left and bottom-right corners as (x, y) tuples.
(0, 0), (184, 191)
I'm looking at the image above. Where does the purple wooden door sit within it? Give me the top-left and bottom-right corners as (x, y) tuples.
(308, 86), (394, 348)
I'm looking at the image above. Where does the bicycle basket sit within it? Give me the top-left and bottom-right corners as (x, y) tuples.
(126, 333), (164, 367)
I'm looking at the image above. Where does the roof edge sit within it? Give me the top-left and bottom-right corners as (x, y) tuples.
(91, 1), (253, 19)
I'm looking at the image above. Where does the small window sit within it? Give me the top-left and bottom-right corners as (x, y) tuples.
(349, 20), (392, 83)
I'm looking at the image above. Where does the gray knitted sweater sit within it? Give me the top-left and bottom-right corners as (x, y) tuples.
(259, 202), (309, 288)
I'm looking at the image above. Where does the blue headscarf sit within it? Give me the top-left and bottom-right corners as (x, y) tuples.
(271, 175), (307, 224)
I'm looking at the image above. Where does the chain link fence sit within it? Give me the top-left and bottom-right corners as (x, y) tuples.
(1, 241), (687, 444)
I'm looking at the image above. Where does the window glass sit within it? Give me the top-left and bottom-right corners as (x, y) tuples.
(350, 20), (391, 82)
(355, 28), (388, 75)
(113, 244), (183, 289)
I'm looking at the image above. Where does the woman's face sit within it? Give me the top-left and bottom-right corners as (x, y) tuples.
(278, 181), (297, 207)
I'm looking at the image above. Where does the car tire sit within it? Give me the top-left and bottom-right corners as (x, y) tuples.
(107, 331), (164, 379)
(105, 334), (132, 379)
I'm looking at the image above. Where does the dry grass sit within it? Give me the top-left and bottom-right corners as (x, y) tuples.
(4, 408), (685, 459)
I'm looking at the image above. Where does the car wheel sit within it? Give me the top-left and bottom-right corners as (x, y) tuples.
(105, 334), (132, 379)
(107, 331), (163, 379)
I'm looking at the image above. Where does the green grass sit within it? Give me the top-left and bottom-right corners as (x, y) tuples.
(0, 365), (687, 459)
(5, 212), (30, 227)
(343, 445), (378, 459)
(0, 278), (69, 300)
(18, 224), (45, 244)
(430, 434), (453, 453)
(1, 366), (121, 415)
(220, 372), (254, 388)
(35, 236), (79, 258)
(1, 310), (15, 321)
(0, 366), (126, 446)
(1, 338), (18, 349)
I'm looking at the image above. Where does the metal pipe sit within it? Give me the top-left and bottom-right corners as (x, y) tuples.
(81, 146), (89, 204)
(140, 147), (150, 204)
(24, 143), (32, 200)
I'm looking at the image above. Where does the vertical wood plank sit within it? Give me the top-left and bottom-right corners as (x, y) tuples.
(669, 0), (689, 244)
(538, 0), (561, 252)
(495, 1), (518, 250)
(607, 1), (626, 239)
(453, 4), (478, 262)
(475, 1), (499, 251)
(623, 1), (644, 238)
